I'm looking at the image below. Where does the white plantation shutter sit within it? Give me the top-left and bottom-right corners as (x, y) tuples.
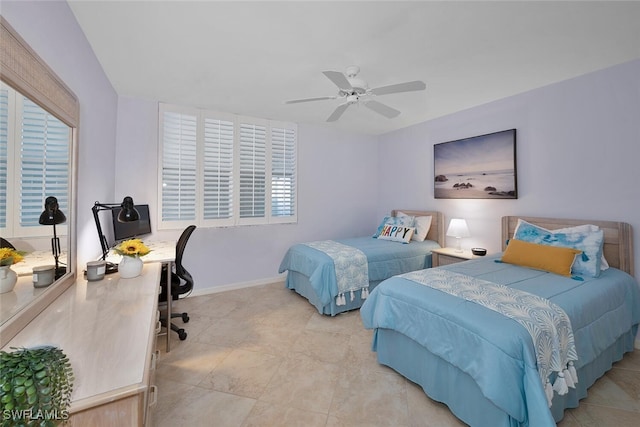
(203, 116), (234, 222)
(0, 82), (71, 236)
(20, 97), (70, 227)
(158, 104), (296, 228)
(0, 86), (8, 229)
(161, 110), (197, 222)
(270, 124), (296, 221)
(238, 122), (266, 221)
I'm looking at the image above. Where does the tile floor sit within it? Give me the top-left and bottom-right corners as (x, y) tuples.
(154, 282), (640, 427)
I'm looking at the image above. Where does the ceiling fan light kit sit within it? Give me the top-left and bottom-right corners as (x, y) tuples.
(286, 65), (426, 122)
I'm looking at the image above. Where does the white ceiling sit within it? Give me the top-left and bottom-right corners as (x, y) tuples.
(68, 1), (640, 136)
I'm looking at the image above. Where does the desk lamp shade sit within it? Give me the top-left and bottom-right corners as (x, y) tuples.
(118, 196), (139, 222)
(38, 196), (66, 279)
(38, 196), (66, 226)
(446, 218), (470, 252)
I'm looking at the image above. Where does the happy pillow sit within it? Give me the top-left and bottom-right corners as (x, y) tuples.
(513, 219), (605, 277)
(377, 224), (415, 243)
(501, 239), (582, 277)
(373, 215), (415, 238)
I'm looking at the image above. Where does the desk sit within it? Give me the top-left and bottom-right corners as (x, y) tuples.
(2, 264), (161, 426)
(106, 241), (176, 352)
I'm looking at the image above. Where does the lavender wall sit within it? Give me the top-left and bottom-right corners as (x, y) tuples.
(114, 97), (379, 292)
(1, 1), (119, 269)
(377, 59), (640, 281)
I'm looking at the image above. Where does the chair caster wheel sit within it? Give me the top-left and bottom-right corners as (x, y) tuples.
(182, 313), (190, 323)
(178, 329), (187, 341)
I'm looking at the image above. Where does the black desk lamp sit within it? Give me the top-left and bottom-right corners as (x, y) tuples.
(38, 196), (67, 279)
(92, 196), (140, 274)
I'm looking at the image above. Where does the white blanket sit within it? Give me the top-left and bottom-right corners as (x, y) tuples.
(304, 240), (369, 306)
(401, 268), (578, 406)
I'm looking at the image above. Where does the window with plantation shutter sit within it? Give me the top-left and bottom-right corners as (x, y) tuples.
(238, 122), (266, 221)
(21, 97), (70, 227)
(0, 86), (7, 229)
(158, 103), (297, 229)
(161, 109), (197, 222)
(203, 115), (234, 222)
(271, 124), (296, 221)
(0, 82), (70, 237)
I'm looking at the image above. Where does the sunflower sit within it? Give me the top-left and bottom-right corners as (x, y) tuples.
(114, 239), (151, 257)
(0, 247), (25, 266)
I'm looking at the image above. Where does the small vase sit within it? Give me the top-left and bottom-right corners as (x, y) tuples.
(0, 265), (18, 293)
(119, 255), (143, 279)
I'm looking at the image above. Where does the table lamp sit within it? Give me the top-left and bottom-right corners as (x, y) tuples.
(92, 196), (140, 274)
(446, 218), (470, 253)
(38, 196), (66, 279)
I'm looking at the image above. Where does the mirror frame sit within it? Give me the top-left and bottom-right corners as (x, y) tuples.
(0, 17), (78, 343)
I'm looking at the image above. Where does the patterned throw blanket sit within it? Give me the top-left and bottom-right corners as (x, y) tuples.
(401, 268), (578, 407)
(304, 240), (369, 306)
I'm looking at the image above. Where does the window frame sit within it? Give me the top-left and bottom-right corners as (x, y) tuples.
(158, 103), (297, 230)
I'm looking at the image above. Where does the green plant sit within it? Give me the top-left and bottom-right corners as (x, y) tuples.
(0, 346), (74, 426)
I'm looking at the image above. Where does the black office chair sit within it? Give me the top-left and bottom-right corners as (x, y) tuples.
(160, 225), (196, 341)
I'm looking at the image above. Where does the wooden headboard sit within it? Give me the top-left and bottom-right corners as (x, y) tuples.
(391, 210), (445, 248)
(502, 216), (634, 276)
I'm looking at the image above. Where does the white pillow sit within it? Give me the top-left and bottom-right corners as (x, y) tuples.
(398, 212), (432, 242)
(377, 224), (415, 243)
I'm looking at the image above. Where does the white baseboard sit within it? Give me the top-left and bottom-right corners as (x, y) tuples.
(186, 275), (286, 298)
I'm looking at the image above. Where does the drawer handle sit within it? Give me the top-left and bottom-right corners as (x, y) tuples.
(148, 384), (158, 408)
(151, 350), (160, 370)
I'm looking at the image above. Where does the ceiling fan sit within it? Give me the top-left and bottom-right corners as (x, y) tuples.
(285, 65), (426, 122)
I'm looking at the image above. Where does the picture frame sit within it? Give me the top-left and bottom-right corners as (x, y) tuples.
(434, 129), (517, 199)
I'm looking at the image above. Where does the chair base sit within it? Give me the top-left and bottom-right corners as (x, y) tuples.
(160, 311), (189, 341)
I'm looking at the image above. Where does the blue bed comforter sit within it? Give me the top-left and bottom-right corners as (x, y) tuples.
(278, 237), (440, 306)
(360, 254), (640, 426)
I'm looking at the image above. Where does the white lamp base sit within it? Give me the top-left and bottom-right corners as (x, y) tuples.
(454, 237), (463, 253)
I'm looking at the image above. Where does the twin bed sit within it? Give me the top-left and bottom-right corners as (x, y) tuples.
(279, 210), (445, 315)
(361, 216), (639, 426)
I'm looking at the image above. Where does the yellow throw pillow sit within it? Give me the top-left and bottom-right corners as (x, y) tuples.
(501, 239), (582, 277)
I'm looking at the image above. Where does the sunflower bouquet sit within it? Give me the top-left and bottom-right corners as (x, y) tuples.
(0, 247), (25, 266)
(113, 239), (151, 258)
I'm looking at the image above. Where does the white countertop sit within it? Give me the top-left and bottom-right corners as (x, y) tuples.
(2, 263), (161, 411)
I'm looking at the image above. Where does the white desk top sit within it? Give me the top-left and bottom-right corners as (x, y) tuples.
(0, 275), (48, 325)
(105, 240), (176, 265)
(2, 263), (161, 411)
(12, 250), (68, 276)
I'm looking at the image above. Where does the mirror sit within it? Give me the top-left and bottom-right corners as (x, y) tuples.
(0, 17), (78, 342)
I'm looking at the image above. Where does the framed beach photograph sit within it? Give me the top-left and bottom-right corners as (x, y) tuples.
(434, 129), (517, 199)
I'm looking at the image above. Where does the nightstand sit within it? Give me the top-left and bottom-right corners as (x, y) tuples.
(432, 247), (485, 267)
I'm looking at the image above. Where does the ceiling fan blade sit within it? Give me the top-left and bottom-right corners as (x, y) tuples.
(285, 96), (336, 104)
(370, 80), (426, 96)
(322, 71), (353, 92)
(363, 100), (401, 119)
(326, 103), (350, 122)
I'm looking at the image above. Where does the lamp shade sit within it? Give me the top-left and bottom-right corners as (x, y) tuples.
(118, 196), (139, 222)
(446, 218), (470, 238)
(38, 196), (66, 225)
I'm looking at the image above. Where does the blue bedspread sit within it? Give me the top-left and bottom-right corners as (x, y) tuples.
(360, 254), (640, 426)
(278, 237), (440, 306)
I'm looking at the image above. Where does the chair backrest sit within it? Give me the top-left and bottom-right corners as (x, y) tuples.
(174, 225), (196, 293)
